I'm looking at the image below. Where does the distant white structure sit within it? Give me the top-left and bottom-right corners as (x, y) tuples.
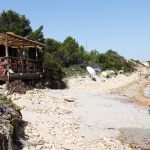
(141, 61), (149, 67)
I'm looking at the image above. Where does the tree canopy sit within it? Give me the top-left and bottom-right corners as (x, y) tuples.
(28, 25), (44, 43)
(0, 10), (32, 37)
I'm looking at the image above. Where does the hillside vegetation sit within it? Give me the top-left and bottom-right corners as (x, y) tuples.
(0, 10), (144, 81)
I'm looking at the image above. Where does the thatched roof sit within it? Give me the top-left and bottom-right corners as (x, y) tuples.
(0, 32), (45, 49)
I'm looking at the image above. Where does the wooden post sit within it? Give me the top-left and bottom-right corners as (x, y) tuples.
(23, 38), (25, 59)
(22, 39), (25, 73)
(5, 33), (10, 92)
(6, 80), (9, 91)
(42, 46), (45, 73)
(5, 33), (9, 57)
(35, 45), (38, 73)
(36, 45), (38, 60)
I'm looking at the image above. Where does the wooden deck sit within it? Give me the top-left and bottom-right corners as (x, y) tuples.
(0, 73), (44, 81)
(0, 32), (46, 90)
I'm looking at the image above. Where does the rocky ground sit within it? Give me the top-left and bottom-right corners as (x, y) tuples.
(11, 89), (133, 150)
(0, 69), (149, 150)
(5, 72), (149, 150)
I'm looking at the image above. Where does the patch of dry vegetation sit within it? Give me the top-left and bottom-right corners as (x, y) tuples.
(111, 76), (150, 106)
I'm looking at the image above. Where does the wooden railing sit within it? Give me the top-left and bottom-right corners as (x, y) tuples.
(0, 56), (43, 75)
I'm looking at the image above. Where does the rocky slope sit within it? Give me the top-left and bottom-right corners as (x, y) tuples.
(0, 97), (23, 150)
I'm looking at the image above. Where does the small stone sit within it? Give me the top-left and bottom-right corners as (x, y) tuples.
(36, 145), (43, 150)
(64, 96), (75, 102)
(22, 147), (29, 150)
(32, 132), (40, 137)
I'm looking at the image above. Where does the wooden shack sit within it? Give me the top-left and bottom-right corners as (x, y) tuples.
(0, 32), (45, 91)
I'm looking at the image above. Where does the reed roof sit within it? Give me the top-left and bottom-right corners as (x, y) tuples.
(0, 32), (45, 49)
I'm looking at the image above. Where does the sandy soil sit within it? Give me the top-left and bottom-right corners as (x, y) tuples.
(4, 69), (150, 149)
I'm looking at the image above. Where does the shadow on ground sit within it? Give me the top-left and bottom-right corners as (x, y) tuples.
(118, 128), (150, 149)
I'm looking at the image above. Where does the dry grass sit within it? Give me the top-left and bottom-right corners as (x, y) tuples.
(111, 76), (150, 106)
(133, 78), (150, 105)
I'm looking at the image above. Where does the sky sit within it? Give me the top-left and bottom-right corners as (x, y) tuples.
(0, 0), (150, 61)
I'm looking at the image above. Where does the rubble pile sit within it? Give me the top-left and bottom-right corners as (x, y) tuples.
(9, 80), (33, 94)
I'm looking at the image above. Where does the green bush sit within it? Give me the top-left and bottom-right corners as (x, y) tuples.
(42, 53), (65, 80)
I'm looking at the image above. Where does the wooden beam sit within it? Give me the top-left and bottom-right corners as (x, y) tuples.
(5, 33), (10, 92)
(36, 44), (38, 60)
(5, 33), (8, 57)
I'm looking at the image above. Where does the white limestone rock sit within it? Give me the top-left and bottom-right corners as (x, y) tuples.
(64, 96), (76, 102)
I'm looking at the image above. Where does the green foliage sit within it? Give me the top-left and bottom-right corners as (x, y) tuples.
(0, 95), (11, 104)
(0, 10), (32, 37)
(0, 94), (22, 111)
(28, 25), (44, 43)
(62, 36), (86, 65)
(42, 53), (65, 80)
(97, 53), (109, 63)
(64, 65), (87, 77)
(54, 47), (69, 66)
(44, 38), (69, 66)
(10, 101), (22, 111)
(90, 49), (138, 72)
(89, 49), (99, 59)
(113, 61), (123, 70)
(26, 23), (44, 61)
(105, 49), (119, 56)
(99, 62), (107, 70)
(45, 38), (61, 53)
(45, 36), (87, 67)
(63, 36), (79, 56)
